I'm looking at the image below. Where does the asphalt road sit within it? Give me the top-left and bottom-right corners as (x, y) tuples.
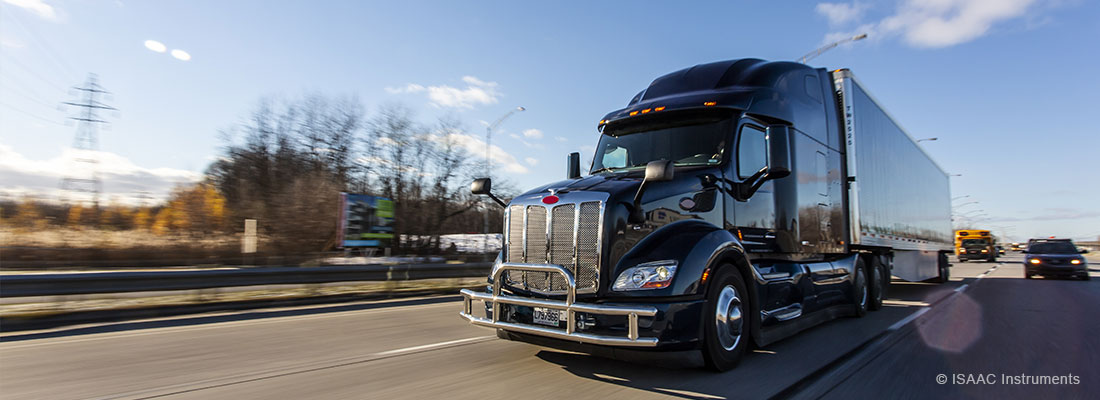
(0, 253), (1095, 399)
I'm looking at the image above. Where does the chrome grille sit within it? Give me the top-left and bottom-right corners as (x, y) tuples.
(502, 197), (604, 294)
(577, 202), (601, 289)
(549, 204), (576, 291)
(505, 205), (525, 287)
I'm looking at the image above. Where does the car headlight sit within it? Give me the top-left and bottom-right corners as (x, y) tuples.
(612, 260), (678, 291)
(981, 249), (988, 253)
(1028, 258), (1041, 264)
(1071, 259), (1082, 265)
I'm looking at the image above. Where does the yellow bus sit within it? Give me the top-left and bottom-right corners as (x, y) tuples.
(955, 229), (996, 262)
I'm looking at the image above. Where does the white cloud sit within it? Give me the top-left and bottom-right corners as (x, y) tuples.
(524, 157), (538, 166)
(441, 133), (528, 174)
(522, 129), (543, 140)
(0, 143), (202, 204)
(170, 49), (191, 61)
(822, 0), (1041, 49)
(385, 76), (501, 109)
(144, 39), (166, 53)
(507, 133), (543, 149)
(0, 36), (25, 49)
(816, 2), (869, 26)
(555, 136), (568, 143)
(3, 0), (57, 21)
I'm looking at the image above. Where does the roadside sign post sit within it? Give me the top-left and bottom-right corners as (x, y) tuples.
(242, 219), (257, 265)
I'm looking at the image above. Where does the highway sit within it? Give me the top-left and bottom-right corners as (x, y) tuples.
(1, 253), (1095, 399)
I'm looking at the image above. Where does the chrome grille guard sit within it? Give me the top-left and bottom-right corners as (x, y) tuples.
(460, 262), (659, 347)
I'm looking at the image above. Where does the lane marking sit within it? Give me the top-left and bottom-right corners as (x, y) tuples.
(887, 307), (929, 331)
(886, 262), (1000, 333)
(92, 335), (496, 400)
(374, 336), (494, 356)
(0, 298), (461, 350)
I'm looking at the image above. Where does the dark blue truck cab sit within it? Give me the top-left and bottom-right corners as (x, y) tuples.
(460, 58), (954, 371)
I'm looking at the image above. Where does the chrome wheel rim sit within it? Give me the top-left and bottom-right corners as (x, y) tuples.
(715, 285), (743, 351)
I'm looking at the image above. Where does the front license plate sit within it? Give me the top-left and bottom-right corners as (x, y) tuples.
(532, 307), (563, 327)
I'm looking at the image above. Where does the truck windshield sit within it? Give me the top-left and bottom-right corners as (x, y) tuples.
(961, 239), (989, 246)
(591, 117), (731, 173)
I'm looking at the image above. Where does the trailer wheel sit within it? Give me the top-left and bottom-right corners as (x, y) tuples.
(933, 253), (950, 283)
(702, 264), (750, 372)
(867, 256), (885, 311)
(850, 257), (869, 317)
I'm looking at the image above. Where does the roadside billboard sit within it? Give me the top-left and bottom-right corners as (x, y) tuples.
(337, 193), (394, 248)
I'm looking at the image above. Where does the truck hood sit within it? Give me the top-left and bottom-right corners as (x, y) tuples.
(521, 173), (642, 198)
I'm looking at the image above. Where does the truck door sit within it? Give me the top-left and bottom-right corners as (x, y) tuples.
(725, 121), (777, 252)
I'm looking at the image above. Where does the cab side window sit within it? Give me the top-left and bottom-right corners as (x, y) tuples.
(737, 125), (768, 179)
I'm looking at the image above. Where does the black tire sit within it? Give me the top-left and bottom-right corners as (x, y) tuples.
(851, 257), (869, 317)
(1025, 271), (1033, 279)
(1083, 274), (1091, 281)
(702, 265), (751, 372)
(958, 257), (967, 263)
(933, 253), (950, 283)
(867, 256), (885, 311)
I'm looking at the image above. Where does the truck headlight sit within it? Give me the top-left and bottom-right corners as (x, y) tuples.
(1028, 259), (1041, 264)
(612, 260), (678, 291)
(1071, 259), (1082, 265)
(981, 249), (988, 253)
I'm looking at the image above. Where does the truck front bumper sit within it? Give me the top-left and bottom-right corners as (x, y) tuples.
(460, 263), (680, 348)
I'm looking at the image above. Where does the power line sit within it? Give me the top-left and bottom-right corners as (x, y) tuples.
(1, 55), (71, 93)
(0, 101), (65, 125)
(0, 80), (61, 110)
(4, 12), (82, 83)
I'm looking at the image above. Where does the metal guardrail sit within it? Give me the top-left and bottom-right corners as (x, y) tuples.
(0, 262), (492, 298)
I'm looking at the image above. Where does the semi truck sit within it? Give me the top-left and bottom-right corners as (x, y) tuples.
(460, 58), (954, 371)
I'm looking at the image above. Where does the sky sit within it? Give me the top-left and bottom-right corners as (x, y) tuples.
(1, 0), (1097, 242)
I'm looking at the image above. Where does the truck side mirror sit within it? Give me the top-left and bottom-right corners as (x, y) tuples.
(630, 160), (674, 223)
(567, 152), (581, 179)
(644, 159), (675, 182)
(471, 178), (492, 195)
(767, 125), (792, 179)
(471, 178), (506, 208)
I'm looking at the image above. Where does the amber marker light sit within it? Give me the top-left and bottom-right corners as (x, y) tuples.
(641, 108), (652, 114)
(703, 101), (717, 106)
(655, 106), (666, 111)
(629, 111), (639, 116)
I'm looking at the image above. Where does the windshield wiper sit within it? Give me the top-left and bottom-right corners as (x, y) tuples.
(590, 167), (619, 174)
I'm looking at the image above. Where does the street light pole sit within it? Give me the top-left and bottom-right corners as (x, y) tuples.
(483, 106), (525, 257)
(798, 33), (868, 64)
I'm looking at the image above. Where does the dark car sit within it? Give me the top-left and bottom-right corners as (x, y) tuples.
(1024, 239), (1090, 280)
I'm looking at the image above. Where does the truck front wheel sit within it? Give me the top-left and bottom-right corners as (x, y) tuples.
(702, 264), (750, 372)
